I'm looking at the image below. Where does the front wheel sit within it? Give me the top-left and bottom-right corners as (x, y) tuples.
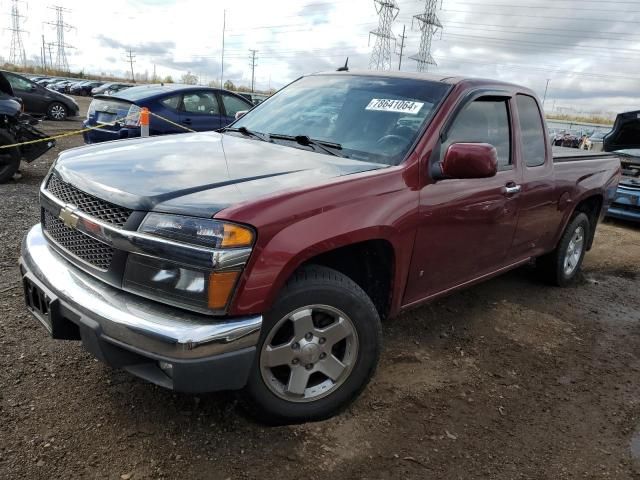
(47, 102), (68, 121)
(243, 265), (382, 425)
(537, 212), (590, 286)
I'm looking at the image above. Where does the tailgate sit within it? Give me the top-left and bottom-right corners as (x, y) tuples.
(89, 96), (134, 125)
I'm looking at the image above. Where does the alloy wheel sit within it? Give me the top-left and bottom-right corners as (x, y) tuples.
(259, 305), (359, 403)
(563, 225), (585, 277)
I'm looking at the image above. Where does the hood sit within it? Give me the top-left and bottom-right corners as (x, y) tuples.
(53, 132), (386, 217)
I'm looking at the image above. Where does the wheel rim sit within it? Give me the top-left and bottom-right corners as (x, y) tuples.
(563, 225), (585, 277)
(259, 305), (359, 403)
(50, 104), (66, 120)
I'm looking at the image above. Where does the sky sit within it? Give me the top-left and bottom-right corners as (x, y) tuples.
(1, 0), (638, 115)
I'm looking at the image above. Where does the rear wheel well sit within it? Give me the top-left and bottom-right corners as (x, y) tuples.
(573, 195), (603, 250)
(299, 240), (394, 320)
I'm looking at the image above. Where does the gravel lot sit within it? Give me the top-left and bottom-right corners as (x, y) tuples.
(1, 98), (640, 479)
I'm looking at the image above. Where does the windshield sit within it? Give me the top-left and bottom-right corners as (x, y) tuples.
(232, 74), (450, 165)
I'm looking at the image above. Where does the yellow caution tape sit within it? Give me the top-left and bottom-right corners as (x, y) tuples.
(0, 109), (198, 150)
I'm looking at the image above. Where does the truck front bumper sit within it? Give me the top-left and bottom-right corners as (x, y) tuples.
(19, 224), (262, 393)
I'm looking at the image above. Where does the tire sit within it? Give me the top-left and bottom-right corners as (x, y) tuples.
(0, 130), (21, 184)
(537, 212), (590, 286)
(47, 102), (68, 121)
(243, 264), (382, 425)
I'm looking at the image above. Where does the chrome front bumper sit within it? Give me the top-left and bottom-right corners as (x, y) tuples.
(20, 224), (263, 391)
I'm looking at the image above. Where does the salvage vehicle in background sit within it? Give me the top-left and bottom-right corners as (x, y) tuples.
(20, 71), (621, 424)
(0, 71), (80, 120)
(70, 80), (105, 96)
(0, 72), (55, 182)
(607, 150), (640, 222)
(91, 82), (133, 96)
(83, 84), (253, 143)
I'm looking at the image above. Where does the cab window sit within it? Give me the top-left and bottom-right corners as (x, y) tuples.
(516, 95), (546, 167)
(444, 97), (512, 170)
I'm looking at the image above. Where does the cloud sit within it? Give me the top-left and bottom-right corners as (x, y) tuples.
(95, 35), (175, 56)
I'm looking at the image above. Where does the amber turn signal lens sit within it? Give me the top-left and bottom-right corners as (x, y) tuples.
(221, 224), (254, 248)
(208, 271), (240, 309)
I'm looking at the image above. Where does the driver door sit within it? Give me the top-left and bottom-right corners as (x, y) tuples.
(403, 95), (521, 306)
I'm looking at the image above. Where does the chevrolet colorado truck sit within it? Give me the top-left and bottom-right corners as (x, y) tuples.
(20, 71), (621, 424)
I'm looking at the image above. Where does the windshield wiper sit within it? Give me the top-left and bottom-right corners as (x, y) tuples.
(269, 134), (346, 157)
(221, 126), (271, 143)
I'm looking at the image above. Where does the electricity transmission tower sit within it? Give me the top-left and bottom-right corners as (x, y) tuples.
(368, 0), (399, 71)
(125, 48), (136, 82)
(7, 0), (27, 66)
(410, 0), (442, 72)
(248, 49), (258, 92)
(46, 5), (74, 71)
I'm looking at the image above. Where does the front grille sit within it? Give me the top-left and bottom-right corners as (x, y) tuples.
(42, 210), (114, 271)
(46, 173), (132, 227)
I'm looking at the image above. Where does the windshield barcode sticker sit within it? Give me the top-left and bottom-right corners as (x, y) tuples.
(365, 99), (424, 114)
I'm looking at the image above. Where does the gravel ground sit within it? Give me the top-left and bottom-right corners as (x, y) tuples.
(1, 99), (640, 479)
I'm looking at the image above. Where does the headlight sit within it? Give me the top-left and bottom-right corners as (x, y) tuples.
(122, 214), (254, 313)
(139, 213), (254, 249)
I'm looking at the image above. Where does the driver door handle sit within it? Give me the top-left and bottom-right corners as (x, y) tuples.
(504, 183), (522, 195)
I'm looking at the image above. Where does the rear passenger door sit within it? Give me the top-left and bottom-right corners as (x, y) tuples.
(179, 90), (223, 131)
(404, 95), (521, 305)
(510, 94), (561, 260)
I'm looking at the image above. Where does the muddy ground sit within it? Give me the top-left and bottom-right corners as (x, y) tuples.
(1, 98), (640, 479)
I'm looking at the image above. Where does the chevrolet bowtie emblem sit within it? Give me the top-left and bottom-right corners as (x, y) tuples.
(59, 206), (79, 229)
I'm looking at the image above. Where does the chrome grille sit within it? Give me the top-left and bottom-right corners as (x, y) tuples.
(46, 173), (132, 227)
(42, 210), (114, 271)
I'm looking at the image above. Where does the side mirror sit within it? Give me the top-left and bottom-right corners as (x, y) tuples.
(439, 143), (498, 179)
(235, 110), (248, 120)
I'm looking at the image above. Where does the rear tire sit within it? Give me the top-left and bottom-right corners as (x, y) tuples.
(0, 130), (21, 184)
(47, 102), (67, 121)
(243, 264), (382, 425)
(537, 213), (590, 286)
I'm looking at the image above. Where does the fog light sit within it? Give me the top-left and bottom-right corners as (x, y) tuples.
(158, 361), (173, 378)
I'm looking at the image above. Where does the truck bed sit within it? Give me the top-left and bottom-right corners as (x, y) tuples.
(552, 146), (617, 162)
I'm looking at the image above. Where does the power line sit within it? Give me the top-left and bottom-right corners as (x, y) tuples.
(46, 5), (74, 71)
(441, 8), (640, 24)
(249, 49), (258, 92)
(7, 0), (27, 66)
(125, 48), (136, 82)
(369, 0), (399, 70)
(410, 0), (442, 71)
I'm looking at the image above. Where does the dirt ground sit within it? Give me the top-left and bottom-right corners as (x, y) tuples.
(1, 100), (640, 479)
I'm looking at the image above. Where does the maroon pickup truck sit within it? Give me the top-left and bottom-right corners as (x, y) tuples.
(20, 71), (621, 424)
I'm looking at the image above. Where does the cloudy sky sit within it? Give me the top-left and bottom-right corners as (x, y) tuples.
(1, 0), (638, 115)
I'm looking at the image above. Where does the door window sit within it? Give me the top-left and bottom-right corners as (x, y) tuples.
(516, 95), (546, 167)
(161, 94), (182, 111)
(6, 73), (34, 92)
(444, 97), (512, 170)
(220, 93), (250, 117)
(182, 92), (220, 115)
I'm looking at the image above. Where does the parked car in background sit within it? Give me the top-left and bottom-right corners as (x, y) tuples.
(238, 92), (269, 105)
(581, 131), (606, 151)
(49, 80), (77, 93)
(607, 150), (640, 222)
(604, 110), (640, 152)
(70, 80), (105, 96)
(91, 82), (133, 96)
(1, 71), (79, 120)
(83, 84), (253, 143)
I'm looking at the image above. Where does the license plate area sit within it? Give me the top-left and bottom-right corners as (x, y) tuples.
(23, 276), (53, 334)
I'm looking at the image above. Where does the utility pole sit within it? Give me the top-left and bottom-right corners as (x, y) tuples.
(542, 79), (551, 109)
(41, 34), (47, 69)
(249, 49), (258, 92)
(397, 24), (406, 71)
(369, 0), (399, 71)
(7, 0), (28, 66)
(46, 5), (74, 71)
(410, 0), (442, 72)
(125, 48), (136, 83)
(220, 9), (226, 87)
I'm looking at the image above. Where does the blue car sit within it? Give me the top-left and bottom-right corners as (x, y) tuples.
(607, 150), (640, 223)
(82, 84), (253, 144)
